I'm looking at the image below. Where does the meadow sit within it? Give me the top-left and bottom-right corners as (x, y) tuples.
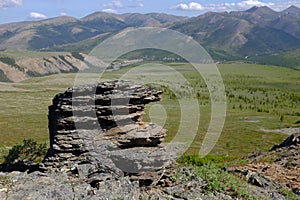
(0, 62), (299, 161)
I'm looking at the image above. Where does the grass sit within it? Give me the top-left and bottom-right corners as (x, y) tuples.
(141, 62), (299, 157)
(0, 74), (76, 147)
(177, 155), (257, 199)
(193, 163), (256, 199)
(0, 62), (299, 161)
(248, 48), (300, 70)
(279, 188), (299, 200)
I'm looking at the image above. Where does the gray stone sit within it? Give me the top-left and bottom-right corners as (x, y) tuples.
(43, 80), (175, 186)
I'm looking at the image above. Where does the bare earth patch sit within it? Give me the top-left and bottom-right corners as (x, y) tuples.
(260, 127), (300, 135)
(235, 163), (300, 191)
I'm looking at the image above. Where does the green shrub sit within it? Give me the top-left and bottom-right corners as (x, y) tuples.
(192, 163), (256, 199)
(0, 175), (11, 187)
(177, 155), (256, 199)
(3, 139), (48, 164)
(0, 147), (9, 163)
(0, 56), (24, 72)
(0, 68), (11, 82)
(0, 56), (16, 66)
(279, 188), (298, 200)
(71, 52), (85, 61)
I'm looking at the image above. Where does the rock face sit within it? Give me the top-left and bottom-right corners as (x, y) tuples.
(42, 80), (175, 186)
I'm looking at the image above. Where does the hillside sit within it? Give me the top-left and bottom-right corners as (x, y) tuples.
(169, 6), (300, 60)
(0, 52), (87, 82)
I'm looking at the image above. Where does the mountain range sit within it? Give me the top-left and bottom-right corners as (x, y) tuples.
(1, 5), (300, 79)
(1, 6), (300, 55)
(170, 5), (300, 60)
(0, 13), (186, 51)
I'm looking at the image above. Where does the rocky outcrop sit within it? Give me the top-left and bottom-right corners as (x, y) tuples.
(231, 133), (300, 197)
(42, 80), (175, 186)
(271, 133), (300, 151)
(0, 167), (237, 200)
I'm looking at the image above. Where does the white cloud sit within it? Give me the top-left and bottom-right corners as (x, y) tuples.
(128, 2), (144, 8)
(0, 0), (22, 8)
(104, 0), (124, 9)
(172, 0), (300, 12)
(29, 12), (47, 19)
(174, 2), (204, 11)
(113, 0), (123, 8)
(202, 0), (274, 12)
(106, 0), (143, 10)
(102, 8), (118, 14)
(103, 0), (123, 13)
(236, 0), (274, 9)
(60, 12), (67, 16)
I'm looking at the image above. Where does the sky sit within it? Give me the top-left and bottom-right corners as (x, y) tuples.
(0, 0), (300, 24)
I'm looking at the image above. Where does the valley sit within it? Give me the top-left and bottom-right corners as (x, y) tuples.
(0, 62), (298, 159)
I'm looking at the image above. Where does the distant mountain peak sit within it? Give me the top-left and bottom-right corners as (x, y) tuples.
(80, 12), (121, 22)
(246, 6), (276, 14)
(287, 5), (300, 10)
(283, 5), (300, 14)
(246, 6), (259, 12)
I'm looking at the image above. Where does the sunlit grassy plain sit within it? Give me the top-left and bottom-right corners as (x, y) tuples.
(0, 62), (299, 160)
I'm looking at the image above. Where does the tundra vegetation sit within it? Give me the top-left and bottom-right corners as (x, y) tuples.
(1, 62), (299, 158)
(0, 61), (299, 198)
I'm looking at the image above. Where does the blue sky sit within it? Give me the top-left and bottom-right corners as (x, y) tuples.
(0, 0), (300, 24)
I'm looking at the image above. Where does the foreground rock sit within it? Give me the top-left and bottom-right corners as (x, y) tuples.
(1, 167), (238, 200)
(231, 133), (300, 197)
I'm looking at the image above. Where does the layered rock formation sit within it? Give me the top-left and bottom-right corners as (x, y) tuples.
(42, 80), (175, 186)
